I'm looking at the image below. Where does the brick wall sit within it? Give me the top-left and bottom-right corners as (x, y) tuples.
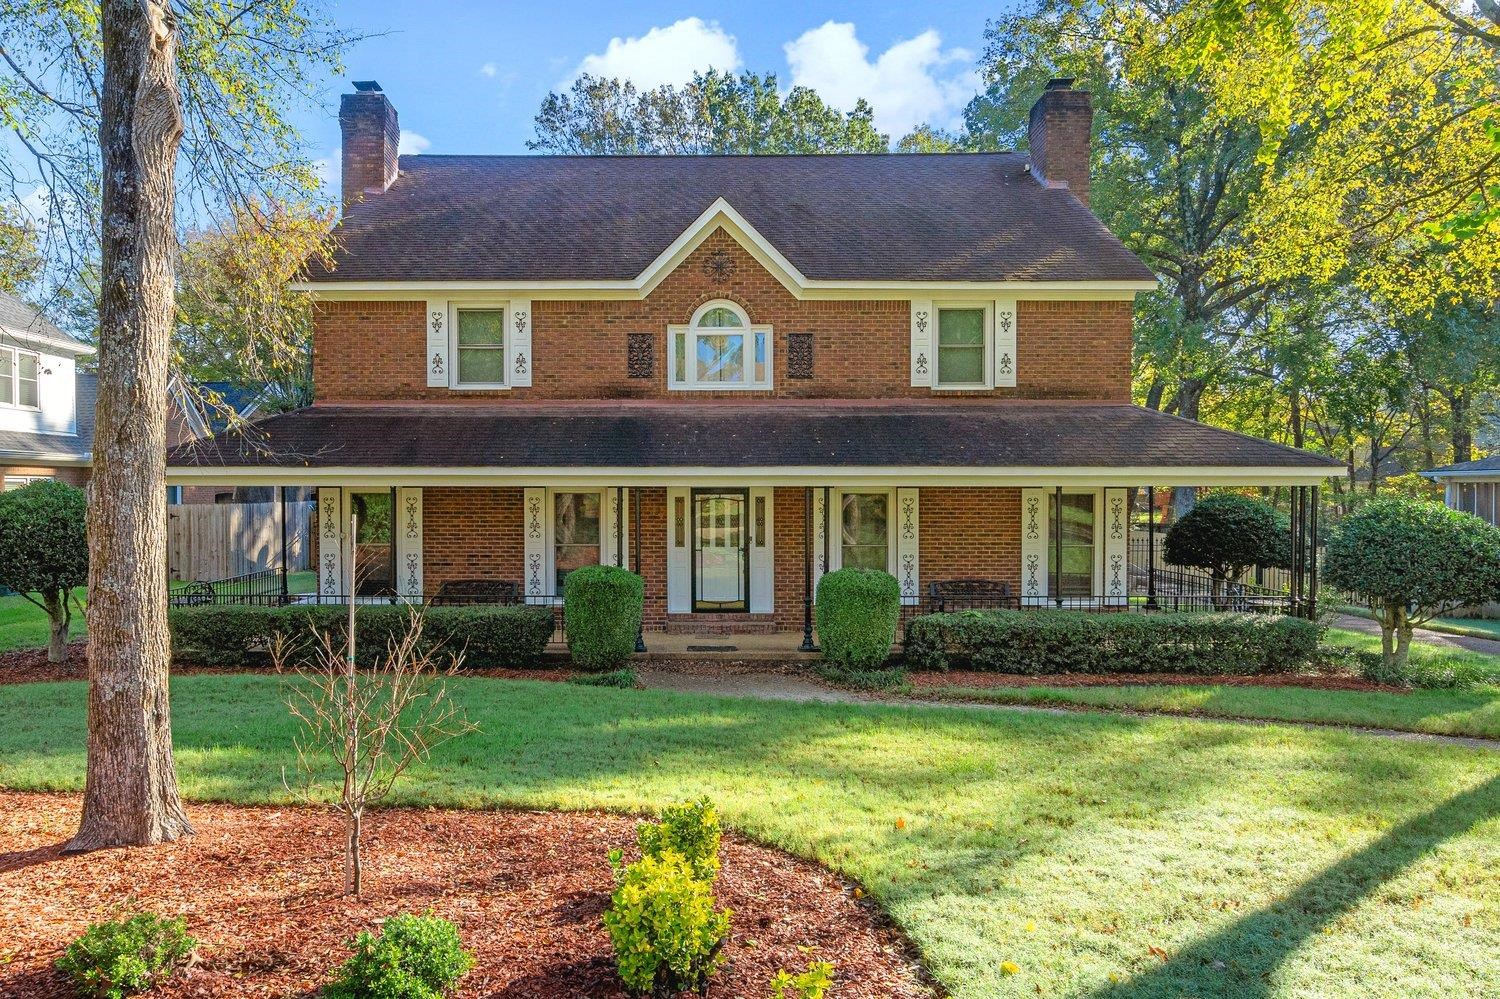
(918, 488), (1022, 595)
(422, 487), (524, 589)
(313, 230), (1132, 403)
(0, 464), (90, 488)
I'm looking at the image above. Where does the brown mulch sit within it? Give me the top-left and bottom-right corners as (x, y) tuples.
(906, 669), (1410, 693)
(0, 792), (931, 999)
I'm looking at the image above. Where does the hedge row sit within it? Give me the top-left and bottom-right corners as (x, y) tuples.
(903, 610), (1322, 675)
(168, 603), (555, 669)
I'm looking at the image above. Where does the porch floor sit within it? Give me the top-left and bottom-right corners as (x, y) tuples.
(547, 631), (821, 661)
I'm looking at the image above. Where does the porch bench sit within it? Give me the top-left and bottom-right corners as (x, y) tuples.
(927, 579), (1015, 613)
(431, 579), (521, 606)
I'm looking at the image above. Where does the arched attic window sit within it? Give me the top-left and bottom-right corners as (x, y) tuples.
(669, 300), (772, 390)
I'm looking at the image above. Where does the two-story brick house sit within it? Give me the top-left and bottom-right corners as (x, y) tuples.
(168, 80), (1339, 638)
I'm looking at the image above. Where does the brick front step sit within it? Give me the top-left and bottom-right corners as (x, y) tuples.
(664, 614), (781, 635)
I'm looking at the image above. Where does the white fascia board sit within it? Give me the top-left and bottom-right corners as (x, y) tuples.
(167, 464), (1336, 488)
(1423, 468), (1500, 482)
(0, 324), (96, 356)
(0, 449), (91, 465)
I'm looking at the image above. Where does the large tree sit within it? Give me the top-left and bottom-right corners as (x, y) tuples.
(0, 1), (351, 848)
(530, 70), (889, 154)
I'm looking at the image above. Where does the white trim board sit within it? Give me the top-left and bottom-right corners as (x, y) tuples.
(166, 464), (1338, 488)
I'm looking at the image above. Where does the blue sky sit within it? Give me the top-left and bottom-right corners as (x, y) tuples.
(305, 1), (1015, 177)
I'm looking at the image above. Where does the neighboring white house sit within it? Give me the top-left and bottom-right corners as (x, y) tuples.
(0, 289), (94, 490)
(1424, 456), (1500, 528)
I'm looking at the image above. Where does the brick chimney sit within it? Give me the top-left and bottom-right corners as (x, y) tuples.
(1027, 78), (1093, 206)
(339, 80), (399, 210)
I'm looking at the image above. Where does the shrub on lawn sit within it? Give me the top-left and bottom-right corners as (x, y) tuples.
(816, 568), (900, 669)
(1163, 493), (1291, 598)
(56, 912), (196, 999)
(166, 603), (553, 669)
(564, 565), (643, 671)
(324, 912), (474, 999)
(0, 478), (88, 664)
(604, 852), (730, 997)
(635, 797), (722, 883)
(903, 610), (1321, 675)
(1324, 497), (1500, 672)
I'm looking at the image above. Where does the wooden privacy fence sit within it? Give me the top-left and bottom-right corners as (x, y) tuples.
(168, 500), (314, 582)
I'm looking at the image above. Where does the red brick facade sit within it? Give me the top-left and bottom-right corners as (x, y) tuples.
(313, 231), (1132, 403)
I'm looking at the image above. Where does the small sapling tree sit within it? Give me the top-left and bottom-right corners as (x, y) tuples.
(1164, 493), (1291, 600)
(1324, 497), (1500, 672)
(0, 480), (88, 663)
(279, 515), (475, 895)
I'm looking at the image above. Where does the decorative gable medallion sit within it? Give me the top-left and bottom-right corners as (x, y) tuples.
(787, 333), (813, 379)
(702, 246), (737, 283)
(627, 333), (654, 378)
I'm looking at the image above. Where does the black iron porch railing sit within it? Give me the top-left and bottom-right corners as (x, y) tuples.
(168, 568), (288, 607)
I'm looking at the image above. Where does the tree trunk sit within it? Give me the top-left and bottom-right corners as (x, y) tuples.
(348, 810), (363, 896)
(67, 0), (192, 851)
(42, 589), (69, 665)
(1447, 388), (1473, 464)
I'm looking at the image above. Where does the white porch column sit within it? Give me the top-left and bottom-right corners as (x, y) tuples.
(395, 487), (423, 598)
(666, 487), (691, 613)
(316, 487), (346, 598)
(1019, 487), (1048, 606)
(812, 487), (830, 593)
(523, 487), (547, 602)
(896, 487), (920, 605)
(1102, 487), (1128, 606)
(603, 487), (630, 567)
(749, 487), (774, 613)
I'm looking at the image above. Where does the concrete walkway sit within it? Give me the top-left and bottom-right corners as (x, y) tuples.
(1332, 614), (1500, 657)
(634, 666), (1498, 751)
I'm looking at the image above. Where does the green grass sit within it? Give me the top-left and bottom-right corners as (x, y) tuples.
(1324, 627), (1500, 689)
(1, 674), (1496, 998)
(1337, 605), (1500, 642)
(0, 588), (86, 653)
(908, 682), (1500, 740)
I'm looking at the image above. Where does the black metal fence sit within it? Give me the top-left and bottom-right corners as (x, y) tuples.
(168, 568), (288, 607)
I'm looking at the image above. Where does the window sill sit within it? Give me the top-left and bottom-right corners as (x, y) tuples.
(667, 383), (773, 392)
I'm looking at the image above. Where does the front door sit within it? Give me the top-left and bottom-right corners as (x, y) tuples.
(693, 490), (749, 611)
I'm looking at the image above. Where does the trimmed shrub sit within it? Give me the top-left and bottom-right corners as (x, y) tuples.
(56, 912), (196, 999)
(771, 961), (836, 999)
(816, 568), (900, 669)
(604, 852), (730, 997)
(1163, 493), (1291, 594)
(166, 603), (553, 669)
(0, 478), (87, 663)
(636, 797), (722, 883)
(564, 565), (643, 671)
(903, 610), (1322, 675)
(324, 912), (474, 999)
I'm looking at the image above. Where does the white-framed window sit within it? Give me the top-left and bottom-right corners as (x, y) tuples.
(668, 300), (772, 391)
(0, 345), (41, 409)
(451, 304), (508, 388)
(933, 302), (993, 390)
(3, 474), (49, 491)
(831, 489), (896, 573)
(553, 490), (603, 592)
(1048, 490), (1098, 598)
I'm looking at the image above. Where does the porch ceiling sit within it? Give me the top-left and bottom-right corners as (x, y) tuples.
(166, 400), (1341, 487)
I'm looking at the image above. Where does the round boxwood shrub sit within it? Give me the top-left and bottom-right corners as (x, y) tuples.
(0, 478), (87, 664)
(816, 568), (900, 669)
(564, 565), (644, 671)
(1164, 492), (1290, 596)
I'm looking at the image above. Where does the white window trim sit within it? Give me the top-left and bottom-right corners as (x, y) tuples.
(931, 301), (994, 391)
(1047, 486), (1105, 599)
(667, 300), (773, 392)
(827, 488), (898, 574)
(448, 301), (511, 390)
(0, 344), (41, 410)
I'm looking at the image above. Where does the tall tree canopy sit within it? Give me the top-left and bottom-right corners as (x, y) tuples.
(530, 70), (889, 154)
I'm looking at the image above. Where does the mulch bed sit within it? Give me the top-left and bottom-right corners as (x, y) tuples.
(0, 792), (931, 998)
(905, 669), (1409, 693)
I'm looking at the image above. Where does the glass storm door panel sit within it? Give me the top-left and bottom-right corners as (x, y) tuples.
(693, 491), (748, 611)
(350, 490), (394, 596)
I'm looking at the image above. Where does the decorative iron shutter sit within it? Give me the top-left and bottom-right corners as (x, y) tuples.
(395, 487), (423, 598)
(909, 299), (933, 387)
(425, 299), (448, 387)
(316, 487), (345, 598)
(994, 298), (1017, 388)
(523, 487), (547, 602)
(1019, 487), (1048, 606)
(1102, 488), (1128, 606)
(896, 488), (920, 605)
(603, 487), (629, 567)
(510, 299), (533, 387)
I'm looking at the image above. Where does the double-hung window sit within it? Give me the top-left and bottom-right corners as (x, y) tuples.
(454, 307), (507, 387)
(1048, 492), (1096, 597)
(934, 304), (992, 389)
(839, 492), (891, 572)
(0, 345), (39, 408)
(669, 301), (771, 390)
(553, 491), (602, 591)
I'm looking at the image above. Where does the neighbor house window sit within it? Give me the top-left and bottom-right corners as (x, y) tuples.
(669, 301), (771, 390)
(0, 346), (40, 408)
(935, 305), (990, 388)
(455, 308), (507, 386)
(554, 492), (602, 591)
(840, 492), (890, 571)
(1049, 492), (1096, 597)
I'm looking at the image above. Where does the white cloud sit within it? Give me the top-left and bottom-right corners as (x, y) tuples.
(398, 130), (431, 155)
(572, 17), (741, 90)
(479, 62), (498, 78)
(784, 22), (975, 139)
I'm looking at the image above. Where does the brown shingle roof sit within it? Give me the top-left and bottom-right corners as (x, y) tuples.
(308, 154), (1155, 285)
(168, 401), (1339, 471)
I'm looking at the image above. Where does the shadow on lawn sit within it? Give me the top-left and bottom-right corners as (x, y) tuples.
(1084, 773), (1500, 999)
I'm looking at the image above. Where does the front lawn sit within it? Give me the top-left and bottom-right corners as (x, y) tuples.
(1, 675), (1495, 999)
(0, 589), (85, 653)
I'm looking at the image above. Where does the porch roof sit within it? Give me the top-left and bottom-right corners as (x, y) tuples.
(166, 400), (1341, 486)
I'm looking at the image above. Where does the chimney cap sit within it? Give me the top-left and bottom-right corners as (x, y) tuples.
(1044, 78), (1077, 91)
(351, 80), (383, 93)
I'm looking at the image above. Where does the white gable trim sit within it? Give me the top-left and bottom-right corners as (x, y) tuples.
(637, 198), (807, 298)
